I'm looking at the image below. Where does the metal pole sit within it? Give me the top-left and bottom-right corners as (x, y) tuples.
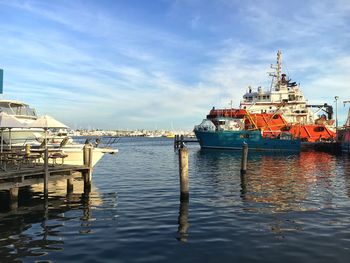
(44, 147), (49, 198)
(335, 96), (339, 132)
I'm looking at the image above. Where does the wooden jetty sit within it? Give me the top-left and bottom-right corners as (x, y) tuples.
(174, 135), (198, 150)
(0, 144), (94, 209)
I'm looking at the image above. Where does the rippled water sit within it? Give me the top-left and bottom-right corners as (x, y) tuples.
(1, 137), (350, 262)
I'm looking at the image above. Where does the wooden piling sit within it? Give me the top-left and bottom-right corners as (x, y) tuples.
(240, 143), (248, 174)
(44, 148), (49, 197)
(179, 147), (189, 200)
(67, 179), (74, 194)
(8, 187), (19, 210)
(83, 144), (93, 192)
(25, 143), (31, 155)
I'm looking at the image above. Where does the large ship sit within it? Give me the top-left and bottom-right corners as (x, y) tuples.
(194, 51), (335, 150)
(194, 110), (301, 152)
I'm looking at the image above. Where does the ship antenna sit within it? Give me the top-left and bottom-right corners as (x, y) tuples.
(268, 50), (282, 91)
(276, 50), (282, 90)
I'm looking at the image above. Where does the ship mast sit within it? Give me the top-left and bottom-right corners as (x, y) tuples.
(344, 100), (350, 127)
(276, 50), (282, 87)
(269, 50), (282, 91)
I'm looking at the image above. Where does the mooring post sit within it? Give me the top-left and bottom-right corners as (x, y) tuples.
(83, 144), (93, 192)
(67, 179), (74, 194)
(174, 135), (179, 150)
(180, 135), (184, 148)
(25, 143), (30, 155)
(241, 143), (248, 174)
(8, 187), (19, 210)
(179, 147), (189, 200)
(44, 147), (49, 198)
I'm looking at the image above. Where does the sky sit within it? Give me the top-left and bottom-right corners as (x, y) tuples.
(0, 0), (349, 130)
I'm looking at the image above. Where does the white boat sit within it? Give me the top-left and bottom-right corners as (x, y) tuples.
(56, 142), (117, 167)
(0, 99), (117, 167)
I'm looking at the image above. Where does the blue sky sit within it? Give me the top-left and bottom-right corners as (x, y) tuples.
(0, 0), (349, 130)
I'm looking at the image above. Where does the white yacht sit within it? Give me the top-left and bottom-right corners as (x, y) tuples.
(0, 99), (45, 145)
(0, 99), (117, 167)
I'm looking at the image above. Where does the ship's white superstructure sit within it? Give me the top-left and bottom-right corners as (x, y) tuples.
(239, 51), (334, 128)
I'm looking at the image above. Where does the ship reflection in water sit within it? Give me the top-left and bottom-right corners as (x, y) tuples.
(196, 149), (346, 212)
(241, 151), (339, 212)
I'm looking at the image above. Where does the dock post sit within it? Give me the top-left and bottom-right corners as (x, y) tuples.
(174, 135), (178, 150)
(44, 148), (49, 198)
(179, 147), (189, 201)
(83, 144), (93, 193)
(67, 179), (74, 194)
(8, 187), (19, 210)
(240, 143), (248, 174)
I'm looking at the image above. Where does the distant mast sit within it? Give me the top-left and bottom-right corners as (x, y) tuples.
(269, 50), (282, 91)
(0, 69), (3, 94)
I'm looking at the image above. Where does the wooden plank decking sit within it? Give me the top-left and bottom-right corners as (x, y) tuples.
(0, 163), (89, 191)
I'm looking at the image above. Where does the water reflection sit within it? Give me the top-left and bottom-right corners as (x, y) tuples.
(177, 200), (189, 242)
(195, 149), (340, 212)
(0, 179), (100, 261)
(244, 151), (338, 212)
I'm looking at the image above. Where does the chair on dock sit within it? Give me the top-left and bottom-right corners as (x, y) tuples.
(60, 137), (70, 147)
(49, 152), (68, 166)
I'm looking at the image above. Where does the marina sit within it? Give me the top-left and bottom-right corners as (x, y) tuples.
(1, 137), (350, 262)
(0, 0), (349, 260)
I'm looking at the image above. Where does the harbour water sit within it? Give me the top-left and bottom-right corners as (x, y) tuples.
(1, 137), (350, 262)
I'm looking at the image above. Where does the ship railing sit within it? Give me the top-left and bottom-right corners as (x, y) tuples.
(72, 136), (120, 148)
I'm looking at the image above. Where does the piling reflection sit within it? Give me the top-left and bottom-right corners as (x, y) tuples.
(0, 179), (100, 261)
(177, 199), (189, 242)
(80, 192), (93, 234)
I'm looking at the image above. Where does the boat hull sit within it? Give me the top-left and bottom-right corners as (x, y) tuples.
(341, 141), (350, 153)
(38, 146), (117, 167)
(194, 130), (300, 152)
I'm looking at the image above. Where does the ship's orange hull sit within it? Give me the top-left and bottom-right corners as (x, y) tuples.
(207, 108), (335, 143)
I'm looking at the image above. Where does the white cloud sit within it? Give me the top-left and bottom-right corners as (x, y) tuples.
(0, 0), (349, 129)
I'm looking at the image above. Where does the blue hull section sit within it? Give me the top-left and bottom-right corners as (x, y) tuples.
(341, 142), (350, 153)
(195, 130), (300, 152)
